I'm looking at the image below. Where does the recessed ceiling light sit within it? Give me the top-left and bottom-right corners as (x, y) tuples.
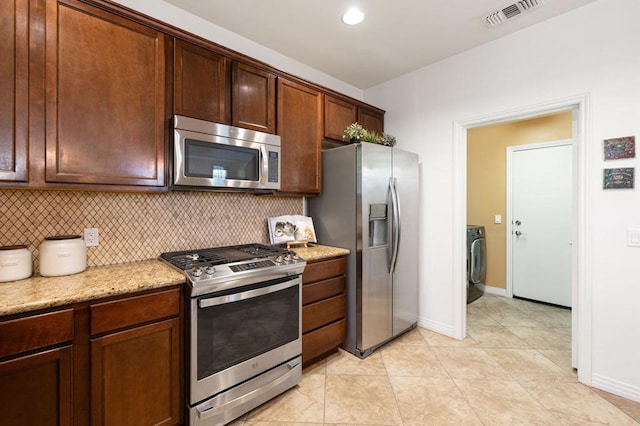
(342, 8), (364, 25)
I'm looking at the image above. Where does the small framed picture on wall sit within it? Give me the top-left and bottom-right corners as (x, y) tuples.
(603, 136), (635, 160)
(603, 167), (634, 189)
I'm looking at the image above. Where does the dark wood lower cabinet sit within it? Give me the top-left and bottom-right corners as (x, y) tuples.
(89, 287), (183, 426)
(91, 318), (181, 426)
(0, 346), (73, 426)
(301, 256), (347, 365)
(0, 286), (183, 426)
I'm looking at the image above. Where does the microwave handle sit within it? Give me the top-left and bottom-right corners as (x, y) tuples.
(198, 278), (299, 309)
(260, 145), (267, 184)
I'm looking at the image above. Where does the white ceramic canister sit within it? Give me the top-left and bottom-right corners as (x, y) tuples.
(0, 245), (33, 282)
(39, 235), (87, 277)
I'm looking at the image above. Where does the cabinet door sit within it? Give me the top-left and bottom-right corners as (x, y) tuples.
(0, 0), (28, 182)
(91, 318), (182, 426)
(44, 0), (167, 187)
(324, 96), (357, 142)
(358, 107), (384, 135)
(277, 78), (322, 194)
(0, 346), (72, 426)
(232, 62), (276, 133)
(175, 39), (231, 124)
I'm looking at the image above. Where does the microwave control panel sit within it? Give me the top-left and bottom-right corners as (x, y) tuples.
(268, 151), (279, 183)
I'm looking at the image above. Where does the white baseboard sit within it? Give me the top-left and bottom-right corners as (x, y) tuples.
(477, 283), (508, 297)
(592, 373), (640, 403)
(418, 316), (454, 338)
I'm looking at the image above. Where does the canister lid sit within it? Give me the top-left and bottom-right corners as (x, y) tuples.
(45, 235), (82, 241)
(0, 245), (28, 250)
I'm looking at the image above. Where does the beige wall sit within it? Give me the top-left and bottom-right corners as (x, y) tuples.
(467, 111), (572, 289)
(0, 190), (302, 272)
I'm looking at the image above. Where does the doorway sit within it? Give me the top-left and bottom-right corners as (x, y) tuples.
(466, 112), (573, 298)
(453, 95), (591, 384)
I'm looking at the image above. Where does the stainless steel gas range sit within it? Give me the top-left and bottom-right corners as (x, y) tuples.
(161, 244), (306, 426)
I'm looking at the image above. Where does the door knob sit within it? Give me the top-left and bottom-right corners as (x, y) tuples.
(515, 220), (522, 226)
(515, 230), (525, 236)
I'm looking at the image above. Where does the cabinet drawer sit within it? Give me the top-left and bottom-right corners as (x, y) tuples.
(302, 276), (345, 306)
(0, 309), (74, 358)
(302, 294), (346, 333)
(302, 257), (346, 284)
(302, 319), (346, 364)
(90, 288), (180, 336)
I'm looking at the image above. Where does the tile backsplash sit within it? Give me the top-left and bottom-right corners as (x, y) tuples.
(1, 189), (302, 272)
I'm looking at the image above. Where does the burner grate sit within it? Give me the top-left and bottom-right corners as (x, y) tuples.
(160, 243), (292, 271)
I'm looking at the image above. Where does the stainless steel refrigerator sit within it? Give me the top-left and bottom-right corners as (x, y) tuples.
(308, 143), (419, 358)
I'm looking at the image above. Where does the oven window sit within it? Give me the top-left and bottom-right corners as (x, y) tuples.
(196, 281), (299, 379)
(185, 139), (259, 181)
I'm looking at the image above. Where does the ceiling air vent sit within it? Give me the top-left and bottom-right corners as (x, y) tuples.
(482, 0), (544, 27)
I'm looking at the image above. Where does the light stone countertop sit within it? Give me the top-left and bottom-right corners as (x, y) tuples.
(0, 260), (185, 317)
(0, 245), (349, 318)
(292, 244), (350, 262)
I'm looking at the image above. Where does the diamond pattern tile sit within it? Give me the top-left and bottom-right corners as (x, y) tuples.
(0, 189), (302, 272)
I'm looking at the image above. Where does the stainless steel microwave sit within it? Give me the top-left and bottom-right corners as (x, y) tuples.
(172, 115), (281, 191)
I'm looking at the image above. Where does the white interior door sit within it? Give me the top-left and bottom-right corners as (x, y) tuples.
(509, 142), (573, 307)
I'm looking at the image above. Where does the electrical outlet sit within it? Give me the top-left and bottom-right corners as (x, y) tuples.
(84, 228), (99, 247)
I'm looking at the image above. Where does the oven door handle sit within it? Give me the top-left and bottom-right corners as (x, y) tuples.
(198, 278), (299, 309)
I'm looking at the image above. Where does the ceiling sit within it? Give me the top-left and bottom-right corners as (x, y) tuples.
(163, 0), (597, 90)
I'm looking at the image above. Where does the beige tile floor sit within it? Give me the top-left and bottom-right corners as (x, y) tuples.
(233, 294), (640, 425)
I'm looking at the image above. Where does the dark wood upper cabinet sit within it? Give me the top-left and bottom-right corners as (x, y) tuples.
(174, 38), (231, 124)
(358, 106), (385, 136)
(232, 62), (276, 134)
(44, 0), (167, 187)
(324, 95), (357, 142)
(324, 95), (385, 145)
(0, 0), (385, 192)
(0, 0), (28, 182)
(277, 78), (323, 195)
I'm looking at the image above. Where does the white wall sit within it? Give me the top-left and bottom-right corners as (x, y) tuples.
(111, 0), (364, 100)
(365, 0), (640, 401)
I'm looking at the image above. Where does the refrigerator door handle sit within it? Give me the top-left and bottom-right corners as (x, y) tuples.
(389, 177), (401, 274)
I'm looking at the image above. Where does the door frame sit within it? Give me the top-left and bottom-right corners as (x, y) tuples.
(506, 139), (575, 301)
(452, 94), (592, 385)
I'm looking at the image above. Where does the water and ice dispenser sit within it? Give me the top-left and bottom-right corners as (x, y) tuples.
(369, 203), (388, 247)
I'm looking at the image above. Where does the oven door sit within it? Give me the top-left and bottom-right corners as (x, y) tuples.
(189, 274), (301, 405)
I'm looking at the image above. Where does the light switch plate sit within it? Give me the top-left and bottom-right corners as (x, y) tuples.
(628, 228), (640, 247)
(494, 214), (502, 224)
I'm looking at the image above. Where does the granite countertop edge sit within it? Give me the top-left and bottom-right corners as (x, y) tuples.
(291, 244), (350, 262)
(0, 245), (349, 317)
(0, 259), (185, 317)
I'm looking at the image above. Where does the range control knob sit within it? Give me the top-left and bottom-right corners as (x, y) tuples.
(191, 267), (203, 277)
(292, 252), (300, 261)
(274, 255), (284, 264)
(284, 254), (292, 263)
(204, 266), (216, 275)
